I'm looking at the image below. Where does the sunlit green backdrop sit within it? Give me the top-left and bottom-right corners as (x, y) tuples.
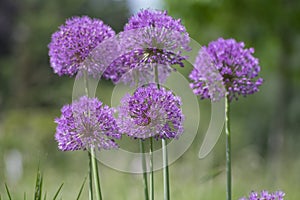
(0, 0), (300, 199)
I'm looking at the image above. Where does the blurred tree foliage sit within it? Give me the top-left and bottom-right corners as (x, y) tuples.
(165, 0), (300, 162)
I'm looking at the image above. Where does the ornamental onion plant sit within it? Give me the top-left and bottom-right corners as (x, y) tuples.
(48, 16), (118, 200)
(105, 9), (190, 200)
(189, 38), (263, 200)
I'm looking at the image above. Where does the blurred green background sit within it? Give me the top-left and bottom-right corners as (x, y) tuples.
(0, 0), (300, 199)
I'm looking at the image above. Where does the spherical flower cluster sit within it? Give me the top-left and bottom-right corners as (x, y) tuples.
(55, 96), (121, 151)
(48, 16), (115, 77)
(239, 190), (285, 200)
(189, 38), (263, 101)
(103, 9), (190, 86)
(117, 84), (184, 139)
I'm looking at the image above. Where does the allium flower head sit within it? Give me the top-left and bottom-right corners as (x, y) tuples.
(124, 9), (186, 32)
(239, 190), (285, 200)
(48, 16), (115, 77)
(55, 96), (121, 151)
(103, 9), (190, 86)
(117, 84), (184, 139)
(189, 38), (263, 101)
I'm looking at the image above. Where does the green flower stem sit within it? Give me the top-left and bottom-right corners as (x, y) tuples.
(84, 70), (94, 200)
(140, 140), (149, 200)
(154, 64), (169, 200)
(84, 70), (102, 200)
(150, 137), (154, 200)
(91, 147), (103, 200)
(225, 95), (231, 200)
(88, 151), (94, 200)
(162, 138), (170, 200)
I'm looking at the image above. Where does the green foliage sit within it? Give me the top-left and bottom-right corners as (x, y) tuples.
(2, 168), (77, 199)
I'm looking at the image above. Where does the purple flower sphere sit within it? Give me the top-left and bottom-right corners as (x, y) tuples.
(55, 96), (121, 151)
(189, 38), (263, 101)
(103, 9), (190, 86)
(48, 16), (115, 77)
(239, 190), (285, 200)
(117, 84), (184, 139)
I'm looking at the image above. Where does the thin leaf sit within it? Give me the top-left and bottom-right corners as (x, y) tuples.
(24, 192), (27, 200)
(52, 183), (64, 200)
(76, 177), (87, 200)
(34, 167), (43, 200)
(5, 183), (12, 200)
(44, 192), (47, 200)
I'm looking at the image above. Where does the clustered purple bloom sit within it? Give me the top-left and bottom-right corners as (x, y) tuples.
(55, 96), (121, 151)
(117, 84), (184, 139)
(239, 190), (285, 200)
(189, 38), (263, 101)
(48, 16), (115, 77)
(103, 9), (190, 86)
(124, 9), (187, 32)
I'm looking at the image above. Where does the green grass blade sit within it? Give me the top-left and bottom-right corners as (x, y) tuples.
(24, 192), (27, 200)
(34, 168), (43, 200)
(44, 192), (47, 200)
(76, 177), (87, 200)
(52, 183), (64, 200)
(5, 183), (12, 200)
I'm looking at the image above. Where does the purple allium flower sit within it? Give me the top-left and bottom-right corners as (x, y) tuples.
(55, 96), (121, 151)
(117, 84), (184, 139)
(189, 38), (263, 101)
(124, 9), (187, 32)
(48, 16), (115, 77)
(103, 9), (190, 86)
(239, 190), (285, 200)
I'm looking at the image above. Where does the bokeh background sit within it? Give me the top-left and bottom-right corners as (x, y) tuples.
(1, 0), (300, 199)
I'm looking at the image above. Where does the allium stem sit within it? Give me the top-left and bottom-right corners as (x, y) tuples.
(140, 140), (149, 200)
(85, 70), (94, 200)
(225, 94), (231, 200)
(91, 147), (103, 200)
(155, 64), (170, 200)
(88, 151), (94, 200)
(84, 70), (102, 200)
(149, 137), (154, 200)
(162, 138), (170, 200)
